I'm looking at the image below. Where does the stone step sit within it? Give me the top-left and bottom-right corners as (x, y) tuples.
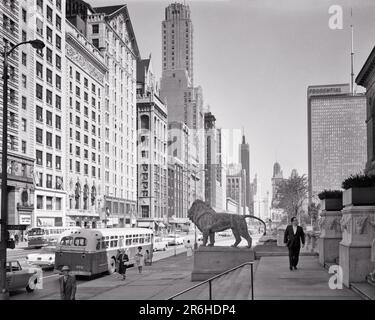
(233, 265), (254, 300)
(351, 282), (375, 300)
(214, 268), (245, 300)
(255, 251), (318, 258)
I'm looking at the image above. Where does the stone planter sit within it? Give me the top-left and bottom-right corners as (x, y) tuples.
(343, 187), (375, 206)
(320, 198), (343, 211)
(318, 209), (342, 266)
(339, 205), (375, 287)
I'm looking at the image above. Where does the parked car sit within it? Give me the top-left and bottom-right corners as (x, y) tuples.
(153, 237), (168, 251)
(163, 234), (185, 246)
(6, 260), (41, 293)
(26, 246), (56, 269)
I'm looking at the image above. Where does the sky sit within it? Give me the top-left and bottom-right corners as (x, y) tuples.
(89, 0), (375, 195)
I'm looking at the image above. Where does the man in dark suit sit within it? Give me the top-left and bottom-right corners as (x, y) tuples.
(59, 265), (77, 300)
(284, 217), (305, 270)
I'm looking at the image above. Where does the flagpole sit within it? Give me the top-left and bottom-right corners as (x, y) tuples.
(350, 8), (354, 95)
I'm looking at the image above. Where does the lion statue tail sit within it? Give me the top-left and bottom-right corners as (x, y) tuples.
(243, 215), (267, 236)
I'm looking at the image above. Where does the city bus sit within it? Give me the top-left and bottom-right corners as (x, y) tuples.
(55, 228), (154, 276)
(27, 227), (81, 249)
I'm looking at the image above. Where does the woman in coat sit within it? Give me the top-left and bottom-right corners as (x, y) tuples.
(117, 249), (128, 280)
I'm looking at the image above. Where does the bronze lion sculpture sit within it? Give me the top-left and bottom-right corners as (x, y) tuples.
(188, 199), (253, 248)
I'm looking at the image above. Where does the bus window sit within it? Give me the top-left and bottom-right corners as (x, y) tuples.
(133, 237), (139, 245)
(110, 240), (118, 247)
(74, 237), (87, 246)
(119, 238), (124, 247)
(125, 238), (131, 246)
(96, 240), (101, 250)
(139, 237), (144, 244)
(60, 236), (73, 246)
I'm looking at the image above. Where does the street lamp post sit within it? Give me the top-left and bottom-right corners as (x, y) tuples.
(0, 39), (45, 300)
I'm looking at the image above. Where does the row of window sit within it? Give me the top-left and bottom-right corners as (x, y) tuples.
(69, 160), (99, 178)
(36, 150), (61, 169)
(36, 128), (61, 149)
(36, 84), (62, 108)
(36, 106), (61, 128)
(36, 195), (63, 210)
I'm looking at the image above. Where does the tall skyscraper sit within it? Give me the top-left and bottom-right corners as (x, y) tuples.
(239, 131), (251, 213)
(161, 2), (193, 84)
(307, 84), (367, 204)
(160, 2), (205, 206)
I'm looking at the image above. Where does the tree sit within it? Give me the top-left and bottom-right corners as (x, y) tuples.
(307, 202), (320, 230)
(274, 173), (308, 223)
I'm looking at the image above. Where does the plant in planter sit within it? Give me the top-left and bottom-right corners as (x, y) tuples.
(318, 189), (343, 211)
(341, 174), (375, 206)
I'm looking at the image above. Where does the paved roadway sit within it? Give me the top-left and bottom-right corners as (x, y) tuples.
(8, 232), (261, 300)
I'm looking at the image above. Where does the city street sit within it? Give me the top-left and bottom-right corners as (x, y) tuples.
(7, 233), (262, 300)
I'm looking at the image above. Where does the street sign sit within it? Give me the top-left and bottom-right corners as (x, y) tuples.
(7, 225), (27, 230)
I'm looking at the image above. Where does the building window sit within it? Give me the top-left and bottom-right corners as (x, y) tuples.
(56, 115), (61, 129)
(56, 15), (61, 31)
(46, 27), (52, 43)
(75, 71), (80, 82)
(46, 69), (52, 84)
(56, 0), (61, 11)
(36, 106), (43, 121)
(36, 150), (43, 165)
(46, 175), (52, 189)
(36, 84), (43, 100)
(56, 135), (61, 150)
(21, 118), (27, 131)
(36, 196), (43, 209)
(56, 156), (61, 170)
(21, 140), (26, 154)
(47, 6), (53, 22)
(46, 90), (52, 105)
(36, 128), (43, 144)
(46, 132), (52, 147)
(76, 161), (80, 173)
(46, 110), (52, 126)
(56, 95), (61, 109)
(36, 18), (43, 35)
(22, 74), (27, 88)
(92, 39), (99, 49)
(22, 52), (27, 66)
(84, 164), (88, 175)
(46, 197), (53, 210)
(56, 54), (61, 69)
(56, 75), (61, 90)
(46, 48), (52, 64)
(92, 24), (99, 34)
(36, 62), (43, 78)
(22, 8), (27, 23)
(46, 153), (52, 168)
(56, 198), (62, 210)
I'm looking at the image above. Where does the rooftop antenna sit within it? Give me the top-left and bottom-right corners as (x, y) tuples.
(350, 7), (355, 96)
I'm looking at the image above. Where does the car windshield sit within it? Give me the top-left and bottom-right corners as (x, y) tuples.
(41, 246), (56, 253)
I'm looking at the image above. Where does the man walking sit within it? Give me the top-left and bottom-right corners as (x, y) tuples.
(284, 217), (305, 270)
(59, 265), (77, 300)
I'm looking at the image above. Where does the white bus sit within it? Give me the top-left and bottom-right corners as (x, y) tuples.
(55, 228), (154, 276)
(27, 227), (81, 249)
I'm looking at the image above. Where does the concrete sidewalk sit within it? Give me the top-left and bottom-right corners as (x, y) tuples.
(253, 256), (361, 300)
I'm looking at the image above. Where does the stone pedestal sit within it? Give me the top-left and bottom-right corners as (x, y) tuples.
(277, 226), (286, 246)
(318, 210), (342, 265)
(339, 206), (375, 287)
(191, 246), (255, 281)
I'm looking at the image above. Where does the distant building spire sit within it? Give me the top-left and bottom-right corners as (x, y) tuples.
(242, 127), (245, 144)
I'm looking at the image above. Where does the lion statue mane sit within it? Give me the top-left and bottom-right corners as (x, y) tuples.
(188, 199), (253, 248)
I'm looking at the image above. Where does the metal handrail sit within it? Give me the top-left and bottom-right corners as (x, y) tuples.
(167, 261), (254, 300)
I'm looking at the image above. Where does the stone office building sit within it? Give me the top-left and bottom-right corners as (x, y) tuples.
(0, 0), (37, 228)
(64, 19), (107, 228)
(136, 57), (168, 227)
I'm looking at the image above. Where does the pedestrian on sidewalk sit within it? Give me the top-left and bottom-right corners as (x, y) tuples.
(14, 233), (19, 246)
(59, 265), (77, 300)
(135, 246), (144, 273)
(116, 249), (129, 280)
(284, 217), (305, 271)
(144, 249), (152, 266)
(185, 240), (193, 258)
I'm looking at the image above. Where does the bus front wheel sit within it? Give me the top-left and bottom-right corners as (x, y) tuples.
(107, 257), (116, 275)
